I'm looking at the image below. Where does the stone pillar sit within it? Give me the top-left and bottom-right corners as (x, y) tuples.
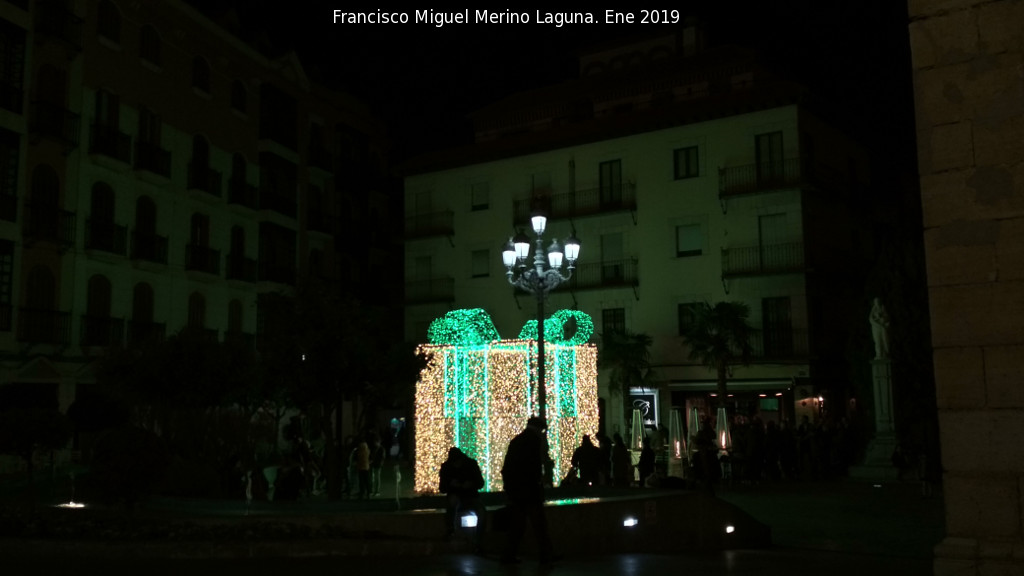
(851, 359), (898, 478)
(910, 1), (1024, 573)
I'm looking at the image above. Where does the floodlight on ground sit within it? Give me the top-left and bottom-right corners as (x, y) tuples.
(725, 525), (735, 534)
(461, 513), (478, 528)
(623, 517), (639, 527)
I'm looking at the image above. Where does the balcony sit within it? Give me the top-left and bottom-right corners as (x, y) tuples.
(130, 230), (168, 265)
(185, 244), (220, 276)
(84, 218), (127, 256)
(547, 258), (638, 292)
(307, 209), (332, 235)
(718, 158), (806, 199)
(721, 242), (804, 278)
(0, 81), (22, 115)
(513, 183), (637, 224)
(0, 194), (16, 223)
(224, 330), (256, 352)
(127, 320), (165, 346)
(259, 183), (296, 218)
(405, 277), (455, 304)
(228, 177), (258, 210)
(17, 307), (71, 345)
(23, 204), (75, 247)
(30, 101), (80, 149)
(89, 123), (132, 165)
(134, 141), (171, 178)
(80, 315), (124, 347)
(226, 253), (257, 282)
(188, 163), (222, 198)
(258, 261), (296, 285)
(405, 211), (453, 239)
(34, 1), (82, 51)
(307, 143), (332, 171)
(749, 327), (809, 361)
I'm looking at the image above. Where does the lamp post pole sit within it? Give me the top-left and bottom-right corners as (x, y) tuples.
(502, 214), (580, 427)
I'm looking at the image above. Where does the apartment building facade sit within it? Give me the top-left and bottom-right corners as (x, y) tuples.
(0, 0), (393, 470)
(403, 28), (872, 435)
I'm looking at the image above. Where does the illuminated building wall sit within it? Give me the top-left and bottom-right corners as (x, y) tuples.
(414, 309), (599, 493)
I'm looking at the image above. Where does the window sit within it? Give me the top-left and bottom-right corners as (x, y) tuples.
(471, 249), (489, 278)
(97, 0), (120, 44)
(600, 233), (624, 282)
(0, 239), (11, 330)
(188, 292), (206, 329)
(471, 182), (489, 211)
(0, 20), (26, 114)
(673, 146), (699, 179)
(138, 108), (160, 144)
(230, 80), (247, 113)
(228, 299), (243, 334)
(675, 224), (703, 257)
(95, 89), (118, 128)
(190, 213), (209, 247)
(192, 57), (210, 93)
(602, 308), (626, 336)
(762, 296), (793, 357)
(755, 131), (784, 182)
(140, 25), (160, 66)
(678, 302), (700, 336)
(599, 160), (622, 206)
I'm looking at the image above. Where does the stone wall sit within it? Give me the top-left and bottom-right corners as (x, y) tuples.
(908, 1), (1024, 573)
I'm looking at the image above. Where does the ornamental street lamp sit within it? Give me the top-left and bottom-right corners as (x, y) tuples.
(501, 212), (580, 428)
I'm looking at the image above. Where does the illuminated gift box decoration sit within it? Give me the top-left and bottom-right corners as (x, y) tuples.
(414, 308), (598, 493)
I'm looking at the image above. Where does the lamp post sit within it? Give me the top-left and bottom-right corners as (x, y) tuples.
(502, 213), (580, 427)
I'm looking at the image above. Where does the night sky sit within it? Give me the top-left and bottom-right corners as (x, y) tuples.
(192, 2), (916, 171)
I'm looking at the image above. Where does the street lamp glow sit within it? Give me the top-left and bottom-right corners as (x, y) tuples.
(501, 213), (581, 425)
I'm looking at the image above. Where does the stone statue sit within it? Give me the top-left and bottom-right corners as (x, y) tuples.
(869, 297), (890, 360)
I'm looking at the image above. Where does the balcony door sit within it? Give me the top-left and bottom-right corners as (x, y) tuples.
(755, 131), (784, 184)
(758, 213), (786, 270)
(599, 160), (622, 207)
(761, 296), (793, 358)
(600, 233), (623, 283)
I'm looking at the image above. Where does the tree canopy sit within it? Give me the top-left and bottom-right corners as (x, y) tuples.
(681, 301), (754, 406)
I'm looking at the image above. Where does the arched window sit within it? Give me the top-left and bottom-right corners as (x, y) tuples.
(97, 0), (121, 44)
(230, 80), (246, 113)
(228, 299), (242, 334)
(134, 195), (155, 234)
(192, 135), (209, 168)
(190, 212), (209, 246)
(86, 275), (111, 318)
(132, 282), (153, 323)
(187, 292), (205, 329)
(140, 25), (160, 65)
(90, 182), (114, 223)
(192, 57), (210, 93)
(26, 266), (54, 310)
(30, 164), (59, 206)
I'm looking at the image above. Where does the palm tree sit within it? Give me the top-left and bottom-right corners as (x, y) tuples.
(599, 330), (656, 420)
(682, 301), (754, 407)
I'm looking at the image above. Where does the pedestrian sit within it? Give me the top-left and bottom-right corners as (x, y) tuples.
(570, 434), (602, 487)
(611, 432), (632, 488)
(500, 416), (557, 565)
(370, 432), (386, 497)
(356, 434), (371, 499)
(439, 446), (486, 549)
(637, 435), (655, 488)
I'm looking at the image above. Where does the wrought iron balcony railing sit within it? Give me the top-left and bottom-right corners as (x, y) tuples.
(135, 141), (171, 177)
(17, 307), (70, 345)
(188, 163), (222, 197)
(258, 261), (296, 285)
(85, 218), (127, 256)
(23, 204), (75, 246)
(228, 177), (258, 209)
(405, 211), (453, 239)
(405, 277), (455, 304)
(185, 244), (220, 275)
(80, 315), (124, 347)
(130, 230), (168, 264)
(127, 320), (165, 345)
(30, 101), (80, 148)
(513, 183), (637, 224)
(259, 183), (296, 218)
(89, 123), (132, 164)
(226, 253), (257, 282)
(34, 1), (82, 51)
(224, 330), (256, 351)
(719, 158), (807, 198)
(749, 327), (809, 361)
(721, 241), (804, 277)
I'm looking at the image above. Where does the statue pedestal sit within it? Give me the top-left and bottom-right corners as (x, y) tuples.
(851, 359), (899, 480)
